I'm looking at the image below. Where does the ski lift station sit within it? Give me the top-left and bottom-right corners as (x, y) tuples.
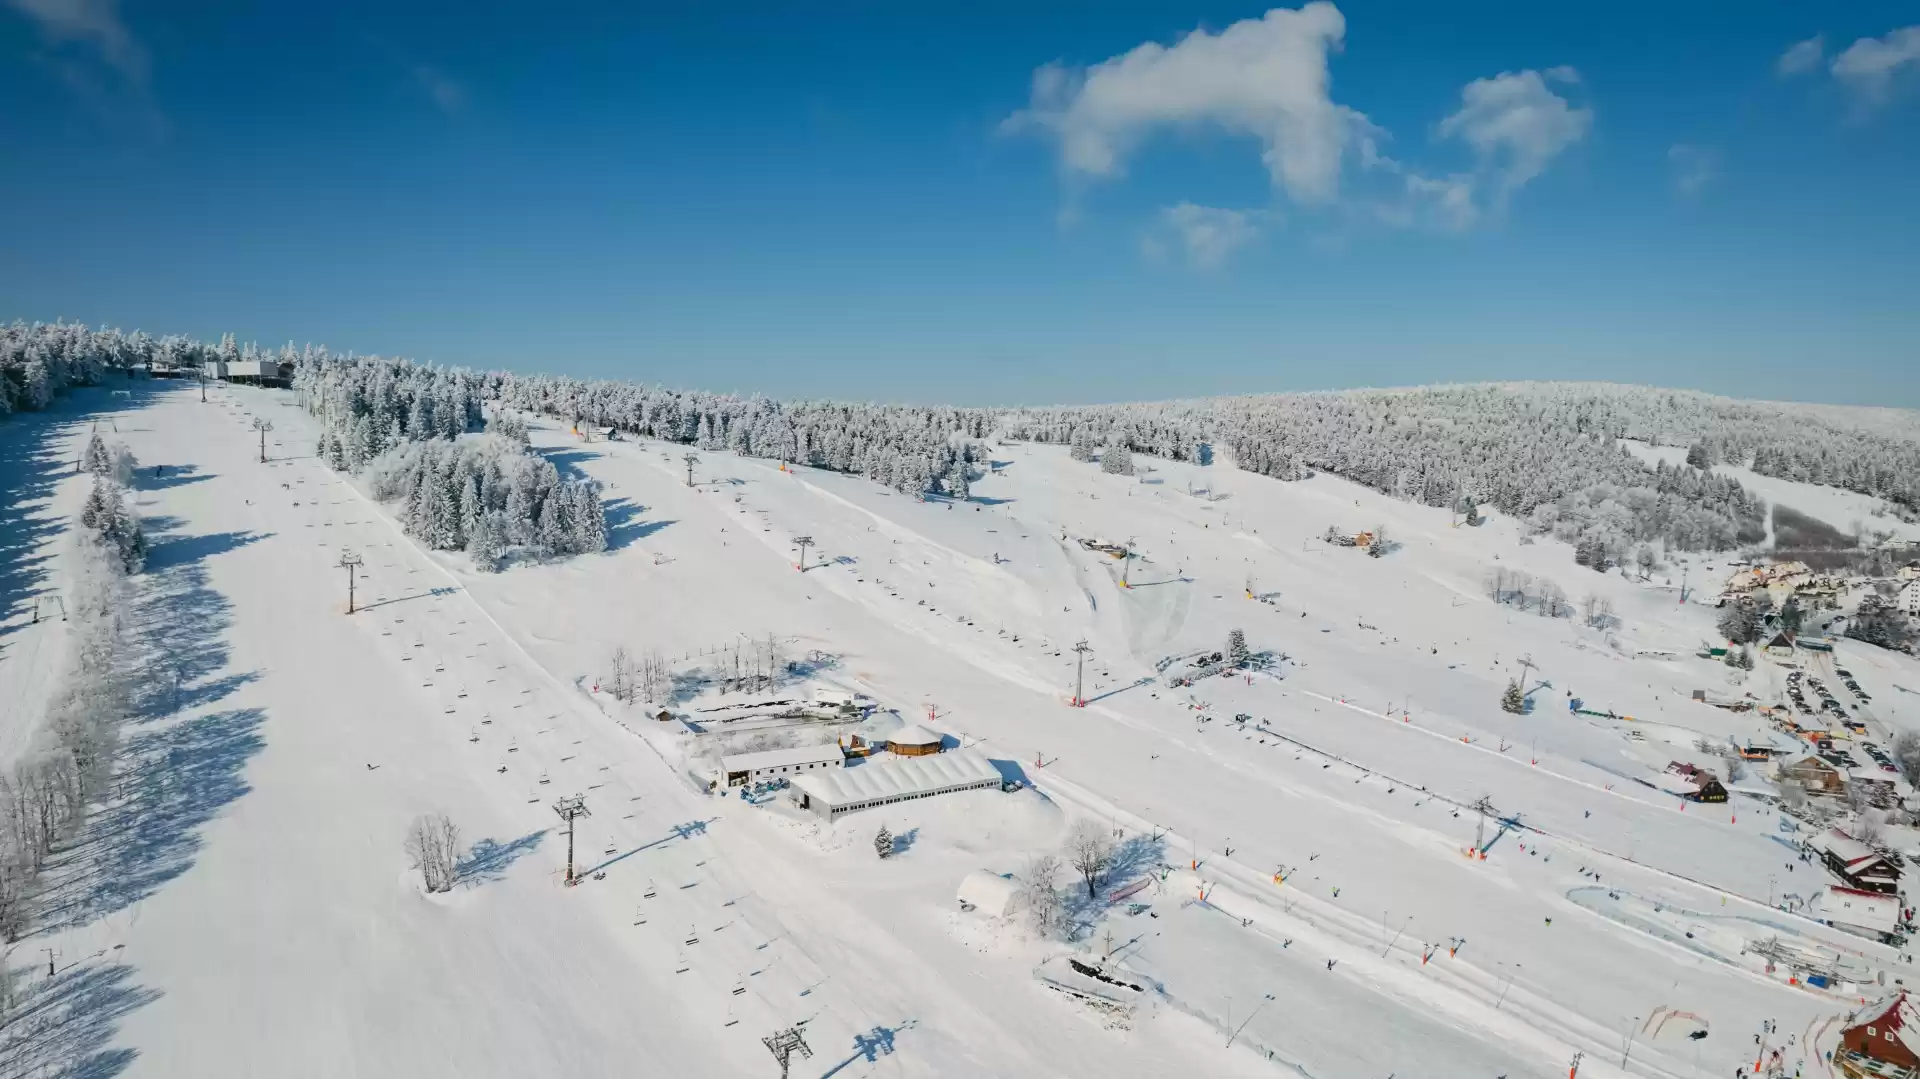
(790, 748), (1004, 819)
(719, 743), (845, 788)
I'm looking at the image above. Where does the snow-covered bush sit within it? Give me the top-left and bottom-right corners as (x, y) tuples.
(78, 477), (146, 572)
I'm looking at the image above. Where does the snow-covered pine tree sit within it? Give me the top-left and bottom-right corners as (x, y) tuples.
(1716, 604), (1758, 645)
(874, 825), (893, 859)
(1501, 680), (1526, 714)
(1068, 426), (1095, 463)
(1227, 628), (1249, 668)
(1101, 438), (1134, 476)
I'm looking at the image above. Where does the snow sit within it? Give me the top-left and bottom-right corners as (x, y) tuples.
(956, 870), (1022, 916)
(13, 378), (1920, 1078)
(792, 749), (1003, 813)
(719, 742), (845, 775)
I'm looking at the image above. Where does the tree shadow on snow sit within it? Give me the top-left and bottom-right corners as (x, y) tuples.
(32, 706), (267, 934)
(0, 960), (153, 1079)
(123, 516), (266, 718)
(601, 497), (674, 550)
(1060, 833), (1166, 931)
(457, 829), (547, 884)
(537, 448), (602, 483)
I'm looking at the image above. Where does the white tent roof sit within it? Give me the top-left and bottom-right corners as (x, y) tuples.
(888, 723), (942, 747)
(793, 749), (1000, 807)
(720, 743), (844, 774)
(957, 870), (1023, 916)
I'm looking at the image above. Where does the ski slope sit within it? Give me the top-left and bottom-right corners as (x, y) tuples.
(11, 378), (1917, 1078)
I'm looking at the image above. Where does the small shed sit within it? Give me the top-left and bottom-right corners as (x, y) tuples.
(887, 723), (945, 757)
(957, 870), (1023, 917)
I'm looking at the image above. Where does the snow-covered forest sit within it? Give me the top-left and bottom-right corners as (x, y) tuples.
(1006, 383), (1920, 559)
(485, 372), (992, 499)
(8, 320), (1920, 564)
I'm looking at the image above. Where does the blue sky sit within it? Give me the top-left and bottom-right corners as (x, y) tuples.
(3, 2), (1916, 407)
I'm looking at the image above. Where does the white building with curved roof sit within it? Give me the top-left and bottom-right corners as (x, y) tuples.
(790, 749), (1002, 819)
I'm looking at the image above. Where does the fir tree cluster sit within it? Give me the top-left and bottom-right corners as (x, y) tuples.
(364, 435), (606, 570)
(78, 432), (146, 572)
(485, 373), (989, 499)
(290, 353), (606, 569)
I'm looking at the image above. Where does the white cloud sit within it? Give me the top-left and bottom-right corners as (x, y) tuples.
(1776, 34), (1825, 76)
(1831, 25), (1920, 102)
(1667, 143), (1717, 195)
(1401, 172), (1478, 230)
(1436, 68), (1592, 194)
(412, 64), (466, 114)
(1153, 203), (1263, 268)
(4, 0), (146, 81)
(1006, 2), (1369, 204)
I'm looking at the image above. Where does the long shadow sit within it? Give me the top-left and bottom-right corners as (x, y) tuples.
(817, 1020), (917, 1079)
(33, 707), (266, 932)
(457, 830), (548, 884)
(0, 960), (154, 1078)
(1084, 676), (1157, 705)
(602, 497), (675, 551)
(125, 517), (263, 717)
(142, 527), (272, 571)
(538, 447), (603, 483)
(579, 819), (715, 877)
(357, 586), (459, 613)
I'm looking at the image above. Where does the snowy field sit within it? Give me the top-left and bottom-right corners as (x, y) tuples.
(8, 378), (1920, 1077)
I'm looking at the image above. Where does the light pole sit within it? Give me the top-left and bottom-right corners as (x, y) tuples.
(552, 795), (590, 885)
(1622, 1015), (1641, 1070)
(337, 549), (364, 613)
(795, 536), (814, 573)
(252, 417), (273, 463)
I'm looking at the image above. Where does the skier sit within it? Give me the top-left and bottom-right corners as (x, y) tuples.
(1326, 959), (1336, 970)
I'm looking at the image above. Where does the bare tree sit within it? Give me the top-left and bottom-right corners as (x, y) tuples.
(1855, 808), (1886, 847)
(607, 645), (635, 703)
(1023, 854), (1063, 937)
(1067, 820), (1113, 898)
(405, 813), (462, 893)
(1775, 775), (1806, 811)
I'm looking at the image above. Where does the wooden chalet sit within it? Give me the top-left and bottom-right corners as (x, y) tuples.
(1664, 761), (1730, 803)
(1811, 827), (1903, 895)
(1841, 992), (1920, 1078)
(1782, 754), (1847, 796)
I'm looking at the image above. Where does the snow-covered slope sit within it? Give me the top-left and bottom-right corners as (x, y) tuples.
(11, 379), (1915, 1078)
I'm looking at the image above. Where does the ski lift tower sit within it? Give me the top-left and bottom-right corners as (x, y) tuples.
(795, 536), (814, 573)
(1469, 795), (1497, 855)
(251, 417), (273, 463)
(552, 795), (590, 886)
(682, 453), (699, 488)
(1071, 640), (1094, 707)
(336, 549), (364, 613)
(762, 1026), (812, 1079)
